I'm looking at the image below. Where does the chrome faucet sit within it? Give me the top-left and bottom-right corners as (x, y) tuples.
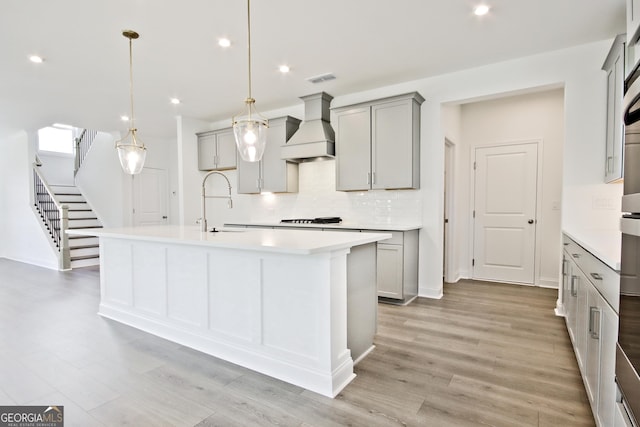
(200, 171), (233, 232)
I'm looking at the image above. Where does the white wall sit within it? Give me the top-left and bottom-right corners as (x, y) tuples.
(458, 88), (565, 287)
(178, 39), (618, 299)
(75, 131), (125, 228)
(0, 131), (58, 268)
(37, 152), (75, 186)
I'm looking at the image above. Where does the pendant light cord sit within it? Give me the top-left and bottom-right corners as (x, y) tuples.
(246, 0), (252, 102)
(128, 35), (136, 131)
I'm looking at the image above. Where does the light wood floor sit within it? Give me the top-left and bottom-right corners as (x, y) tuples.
(0, 258), (593, 426)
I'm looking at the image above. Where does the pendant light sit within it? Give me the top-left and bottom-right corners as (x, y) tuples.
(232, 0), (268, 163)
(115, 30), (147, 175)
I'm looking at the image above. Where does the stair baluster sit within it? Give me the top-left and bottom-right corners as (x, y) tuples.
(74, 129), (98, 176)
(33, 164), (71, 269)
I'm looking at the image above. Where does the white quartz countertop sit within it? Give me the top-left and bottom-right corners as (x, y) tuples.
(224, 221), (422, 232)
(67, 225), (391, 255)
(563, 228), (621, 271)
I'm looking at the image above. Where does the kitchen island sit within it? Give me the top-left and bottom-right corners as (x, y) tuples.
(67, 225), (390, 397)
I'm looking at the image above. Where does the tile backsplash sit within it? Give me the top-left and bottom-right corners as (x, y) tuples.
(248, 160), (422, 224)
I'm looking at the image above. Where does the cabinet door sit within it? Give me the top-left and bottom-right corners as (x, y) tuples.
(574, 267), (588, 370)
(597, 300), (618, 427)
(566, 259), (578, 343)
(216, 129), (238, 170)
(628, 0), (640, 45)
(371, 99), (415, 189)
(262, 119), (288, 192)
(377, 243), (404, 299)
(585, 285), (602, 408)
(236, 158), (261, 194)
(198, 133), (218, 171)
(605, 40), (624, 183)
(335, 106), (371, 191)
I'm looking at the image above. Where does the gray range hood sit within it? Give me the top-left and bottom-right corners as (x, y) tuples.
(281, 92), (335, 162)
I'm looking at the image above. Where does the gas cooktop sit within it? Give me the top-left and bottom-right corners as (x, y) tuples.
(280, 217), (342, 224)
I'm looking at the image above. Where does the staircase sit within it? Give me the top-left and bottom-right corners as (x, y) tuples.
(33, 128), (102, 270)
(50, 185), (102, 268)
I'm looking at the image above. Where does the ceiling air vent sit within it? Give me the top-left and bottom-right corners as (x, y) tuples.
(306, 73), (336, 84)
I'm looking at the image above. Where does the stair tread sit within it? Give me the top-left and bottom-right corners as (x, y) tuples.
(70, 244), (99, 250)
(69, 235), (98, 239)
(68, 225), (103, 229)
(71, 255), (100, 261)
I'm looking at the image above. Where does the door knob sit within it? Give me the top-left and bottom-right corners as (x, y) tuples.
(528, 219), (534, 224)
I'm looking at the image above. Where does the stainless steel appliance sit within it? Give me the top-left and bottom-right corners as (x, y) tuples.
(280, 217), (342, 224)
(618, 59), (640, 426)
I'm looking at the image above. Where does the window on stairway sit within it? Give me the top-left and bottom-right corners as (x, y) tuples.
(38, 125), (73, 154)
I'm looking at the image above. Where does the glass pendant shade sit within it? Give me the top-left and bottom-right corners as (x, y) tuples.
(232, 0), (268, 163)
(233, 99), (268, 162)
(116, 130), (146, 174)
(116, 30), (146, 175)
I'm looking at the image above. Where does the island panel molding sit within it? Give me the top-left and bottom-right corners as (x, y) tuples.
(75, 226), (390, 397)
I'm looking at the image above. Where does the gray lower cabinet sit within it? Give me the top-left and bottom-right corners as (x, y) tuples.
(563, 234), (618, 427)
(376, 230), (418, 303)
(197, 127), (237, 171)
(333, 92), (424, 191)
(237, 116), (301, 194)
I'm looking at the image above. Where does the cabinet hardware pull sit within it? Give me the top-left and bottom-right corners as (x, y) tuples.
(572, 253), (580, 259)
(590, 272), (603, 281)
(570, 275), (577, 297)
(367, 172), (371, 185)
(589, 306), (600, 339)
(562, 259), (567, 276)
(372, 172), (376, 185)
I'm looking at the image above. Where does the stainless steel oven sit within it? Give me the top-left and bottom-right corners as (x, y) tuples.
(619, 59), (640, 426)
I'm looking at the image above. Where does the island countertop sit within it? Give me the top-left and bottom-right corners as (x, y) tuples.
(67, 225), (391, 255)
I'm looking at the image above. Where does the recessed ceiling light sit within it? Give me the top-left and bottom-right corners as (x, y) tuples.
(29, 55), (44, 63)
(474, 4), (490, 16)
(170, 98), (181, 105)
(279, 65), (290, 73)
(120, 115), (129, 122)
(218, 38), (231, 48)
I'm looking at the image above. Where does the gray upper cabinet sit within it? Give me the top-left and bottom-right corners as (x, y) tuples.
(603, 35), (625, 183)
(628, 0), (640, 46)
(197, 127), (237, 171)
(237, 116), (301, 194)
(333, 92), (424, 191)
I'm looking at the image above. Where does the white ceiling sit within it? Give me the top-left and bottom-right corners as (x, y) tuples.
(0, 0), (626, 139)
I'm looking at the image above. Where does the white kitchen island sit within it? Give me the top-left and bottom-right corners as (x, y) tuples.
(67, 225), (390, 398)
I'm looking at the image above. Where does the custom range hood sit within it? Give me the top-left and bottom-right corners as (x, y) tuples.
(281, 92), (335, 162)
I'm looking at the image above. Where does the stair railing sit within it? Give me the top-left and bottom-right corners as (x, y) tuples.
(74, 129), (98, 176)
(33, 163), (70, 270)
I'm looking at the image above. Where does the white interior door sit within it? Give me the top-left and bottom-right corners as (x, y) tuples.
(473, 143), (538, 284)
(133, 167), (168, 226)
(444, 140), (453, 282)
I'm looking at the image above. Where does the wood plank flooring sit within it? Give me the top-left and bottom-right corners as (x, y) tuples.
(0, 258), (593, 426)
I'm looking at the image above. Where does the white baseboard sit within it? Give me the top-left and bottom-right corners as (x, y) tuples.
(538, 276), (559, 289)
